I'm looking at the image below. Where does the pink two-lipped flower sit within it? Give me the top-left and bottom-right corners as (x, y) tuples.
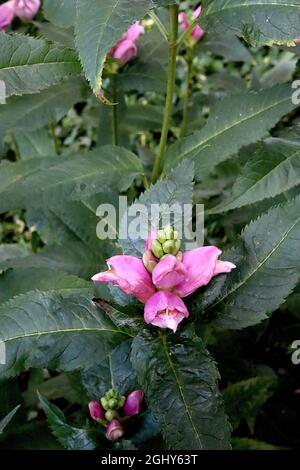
(0, 0), (40, 30)
(178, 5), (205, 44)
(92, 232), (235, 333)
(109, 21), (144, 66)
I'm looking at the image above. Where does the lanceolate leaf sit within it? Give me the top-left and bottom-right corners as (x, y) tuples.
(201, 0), (300, 46)
(164, 85), (297, 180)
(0, 146), (143, 214)
(0, 406), (21, 434)
(0, 268), (91, 305)
(43, 0), (76, 28)
(120, 160), (194, 256)
(38, 393), (98, 450)
(207, 196), (300, 329)
(0, 78), (87, 134)
(75, 0), (152, 92)
(209, 137), (300, 214)
(131, 329), (231, 450)
(0, 33), (81, 97)
(0, 293), (131, 380)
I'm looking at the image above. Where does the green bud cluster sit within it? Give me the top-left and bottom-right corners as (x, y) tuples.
(151, 226), (182, 259)
(100, 389), (125, 421)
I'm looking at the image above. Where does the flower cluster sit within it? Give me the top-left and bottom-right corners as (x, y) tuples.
(109, 21), (144, 67)
(89, 389), (143, 441)
(0, 0), (40, 30)
(92, 226), (235, 333)
(178, 5), (205, 46)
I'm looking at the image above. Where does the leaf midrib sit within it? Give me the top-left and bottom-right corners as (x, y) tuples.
(161, 335), (203, 449)
(211, 212), (300, 310)
(2, 326), (132, 343)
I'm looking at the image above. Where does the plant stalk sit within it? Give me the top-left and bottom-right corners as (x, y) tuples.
(111, 74), (118, 146)
(151, 4), (179, 183)
(180, 48), (193, 138)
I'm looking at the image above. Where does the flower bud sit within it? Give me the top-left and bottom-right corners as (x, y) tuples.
(118, 396), (126, 408)
(105, 419), (124, 441)
(162, 240), (176, 254)
(108, 398), (118, 409)
(105, 409), (118, 421)
(151, 240), (164, 259)
(157, 229), (166, 244)
(100, 397), (109, 410)
(122, 390), (144, 417)
(173, 239), (181, 255)
(88, 401), (105, 421)
(143, 249), (158, 273)
(176, 251), (183, 261)
(164, 225), (174, 240)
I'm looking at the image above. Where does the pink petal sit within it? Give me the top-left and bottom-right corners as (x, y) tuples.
(145, 230), (157, 251)
(152, 255), (187, 290)
(0, 0), (17, 30)
(88, 400), (105, 421)
(125, 21), (144, 42)
(193, 5), (202, 20)
(213, 260), (236, 276)
(92, 255), (155, 303)
(112, 39), (137, 65)
(144, 291), (189, 333)
(191, 24), (205, 42)
(175, 246), (222, 297)
(16, 0), (40, 20)
(122, 390), (143, 417)
(105, 419), (124, 441)
(178, 11), (188, 30)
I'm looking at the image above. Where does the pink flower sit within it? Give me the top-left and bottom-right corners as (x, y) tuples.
(178, 5), (205, 44)
(88, 400), (105, 422)
(15, 0), (40, 20)
(175, 246), (236, 298)
(92, 255), (155, 303)
(105, 419), (124, 441)
(152, 255), (187, 290)
(123, 390), (144, 417)
(109, 21), (144, 66)
(0, 0), (17, 30)
(144, 291), (189, 333)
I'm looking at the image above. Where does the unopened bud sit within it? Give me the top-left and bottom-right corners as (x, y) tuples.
(108, 398), (118, 409)
(143, 250), (158, 273)
(118, 396), (126, 408)
(88, 401), (105, 421)
(152, 240), (164, 259)
(162, 240), (176, 254)
(176, 251), (183, 261)
(101, 397), (109, 410)
(164, 225), (174, 239)
(157, 230), (166, 244)
(172, 239), (181, 255)
(105, 409), (118, 421)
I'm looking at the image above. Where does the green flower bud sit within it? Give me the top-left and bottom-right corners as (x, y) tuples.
(105, 409), (118, 421)
(172, 239), (181, 255)
(157, 230), (166, 244)
(164, 225), (174, 240)
(143, 250), (157, 273)
(162, 240), (176, 254)
(106, 389), (115, 399)
(101, 397), (109, 411)
(151, 240), (164, 259)
(108, 399), (118, 409)
(173, 230), (179, 240)
(118, 396), (126, 408)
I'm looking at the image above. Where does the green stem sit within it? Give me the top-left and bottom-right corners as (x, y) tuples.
(151, 4), (179, 183)
(50, 123), (60, 155)
(180, 49), (193, 138)
(111, 75), (118, 146)
(148, 11), (169, 42)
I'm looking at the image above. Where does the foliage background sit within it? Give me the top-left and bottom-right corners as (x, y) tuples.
(0, 0), (300, 450)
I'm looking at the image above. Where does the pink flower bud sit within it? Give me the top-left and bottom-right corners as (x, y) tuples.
(143, 249), (158, 274)
(144, 291), (189, 333)
(16, 0), (40, 20)
(0, 0), (17, 30)
(92, 255), (156, 303)
(88, 400), (105, 421)
(112, 39), (137, 65)
(123, 390), (144, 417)
(125, 21), (144, 42)
(105, 419), (124, 441)
(191, 24), (205, 43)
(152, 255), (187, 290)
